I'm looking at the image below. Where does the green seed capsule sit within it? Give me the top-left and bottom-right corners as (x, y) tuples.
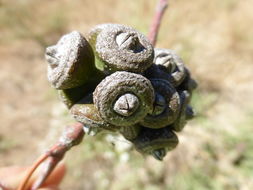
(120, 125), (141, 140)
(70, 95), (118, 132)
(93, 71), (155, 127)
(133, 127), (178, 161)
(46, 31), (102, 90)
(171, 90), (191, 132)
(140, 79), (180, 128)
(88, 24), (154, 73)
(154, 48), (187, 87)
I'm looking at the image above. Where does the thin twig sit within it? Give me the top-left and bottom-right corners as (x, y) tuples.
(17, 123), (84, 190)
(148, 0), (169, 46)
(17, 153), (50, 190)
(31, 157), (59, 190)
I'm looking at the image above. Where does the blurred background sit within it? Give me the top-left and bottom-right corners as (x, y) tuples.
(0, 0), (253, 189)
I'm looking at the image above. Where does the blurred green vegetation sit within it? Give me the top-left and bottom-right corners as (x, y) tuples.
(0, 0), (67, 46)
(0, 135), (16, 152)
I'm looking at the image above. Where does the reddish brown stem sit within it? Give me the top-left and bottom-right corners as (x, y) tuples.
(31, 157), (59, 190)
(17, 123), (84, 190)
(148, 0), (169, 46)
(17, 154), (50, 190)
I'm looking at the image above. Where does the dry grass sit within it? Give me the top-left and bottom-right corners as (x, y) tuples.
(0, 0), (253, 189)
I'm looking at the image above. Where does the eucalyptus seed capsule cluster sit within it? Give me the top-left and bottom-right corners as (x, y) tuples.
(45, 24), (197, 161)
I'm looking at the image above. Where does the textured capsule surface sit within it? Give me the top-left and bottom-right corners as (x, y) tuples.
(93, 71), (155, 127)
(88, 24), (154, 73)
(46, 24), (197, 161)
(46, 31), (96, 89)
